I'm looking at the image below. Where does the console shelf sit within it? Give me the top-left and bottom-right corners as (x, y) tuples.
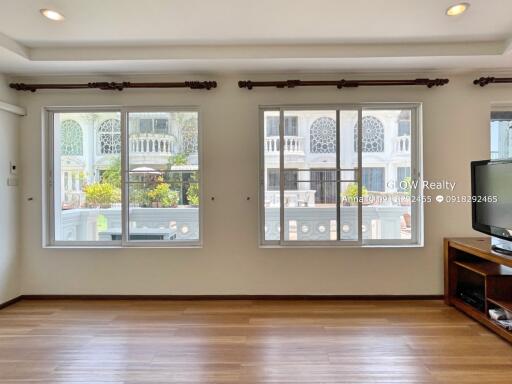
(487, 298), (512, 313)
(445, 237), (512, 344)
(453, 260), (512, 276)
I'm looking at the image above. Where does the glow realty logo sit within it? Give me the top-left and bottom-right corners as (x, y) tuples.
(387, 179), (456, 191)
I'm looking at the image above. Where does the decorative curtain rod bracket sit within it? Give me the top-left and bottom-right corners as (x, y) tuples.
(9, 81), (218, 92)
(473, 77), (512, 87)
(238, 78), (449, 90)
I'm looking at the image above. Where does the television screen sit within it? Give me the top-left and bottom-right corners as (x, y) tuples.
(472, 160), (512, 240)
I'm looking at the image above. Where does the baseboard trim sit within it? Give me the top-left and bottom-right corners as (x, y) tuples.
(0, 295), (22, 310)
(19, 294), (443, 301)
(1, 295), (444, 309)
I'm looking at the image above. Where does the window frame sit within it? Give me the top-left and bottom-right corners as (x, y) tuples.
(139, 118), (153, 134)
(259, 103), (423, 248)
(266, 115), (299, 136)
(44, 105), (203, 248)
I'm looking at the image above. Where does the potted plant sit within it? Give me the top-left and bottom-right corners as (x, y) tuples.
(84, 182), (121, 208)
(147, 183), (179, 208)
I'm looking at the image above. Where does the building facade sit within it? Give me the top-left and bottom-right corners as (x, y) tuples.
(56, 111), (199, 209)
(263, 109), (412, 208)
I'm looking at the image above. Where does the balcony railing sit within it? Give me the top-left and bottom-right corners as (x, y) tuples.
(265, 136), (304, 154)
(265, 190), (316, 207)
(264, 206), (410, 241)
(59, 207), (199, 241)
(394, 135), (410, 154)
(129, 134), (174, 154)
(58, 205), (408, 242)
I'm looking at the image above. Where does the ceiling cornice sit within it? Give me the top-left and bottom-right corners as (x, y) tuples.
(1, 36), (512, 75)
(28, 41), (507, 62)
(0, 32), (29, 59)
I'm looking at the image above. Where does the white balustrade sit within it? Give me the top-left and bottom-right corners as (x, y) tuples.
(60, 207), (199, 241)
(60, 205), (408, 243)
(394, 135), (411, 153)
(264, 136), (304, 154)
(265, 190), (316, 207)
(63, 191), (85, 208)
(263, 206), (409, 241)
(129, 134), (174, 154)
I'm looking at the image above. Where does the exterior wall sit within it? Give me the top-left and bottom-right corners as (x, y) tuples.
(17, 73), (496, 295)
(0, 74), (20, 303)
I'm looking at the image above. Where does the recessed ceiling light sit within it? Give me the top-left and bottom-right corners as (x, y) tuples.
(40, 8), (65, 21)
(446, 2), (470, 16)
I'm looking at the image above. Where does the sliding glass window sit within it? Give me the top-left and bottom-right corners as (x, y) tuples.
(47, 107), (201, 247)
(260, 104), (422, 246)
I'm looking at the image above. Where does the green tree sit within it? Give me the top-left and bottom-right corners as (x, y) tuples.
(186, 177), (200, 206)
(101, 158), (121, 188)
(167, 153), (188, 168)
(165, 153), (189, 202)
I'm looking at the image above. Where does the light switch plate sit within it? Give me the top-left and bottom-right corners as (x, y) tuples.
(7, 176), (18, 187)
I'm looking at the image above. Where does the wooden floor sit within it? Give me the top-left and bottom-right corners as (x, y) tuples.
(1, 300), (512, 383)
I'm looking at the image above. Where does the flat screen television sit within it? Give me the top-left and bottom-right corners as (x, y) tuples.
(471, 159), (512, 254)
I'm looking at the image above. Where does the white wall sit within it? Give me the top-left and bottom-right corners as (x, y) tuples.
(0, 74), (20, 303)
(16, 73), (504, 295)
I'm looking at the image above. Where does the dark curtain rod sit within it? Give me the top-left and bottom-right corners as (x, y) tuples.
(9, 81), (217, 92)
(238, 78), (449, 90)
(473, 77), (512, 87)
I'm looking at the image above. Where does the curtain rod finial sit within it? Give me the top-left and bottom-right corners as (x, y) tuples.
(9, 83), (34, 92)
(473, 77), (494, 87)
(238, 80), (252, 89)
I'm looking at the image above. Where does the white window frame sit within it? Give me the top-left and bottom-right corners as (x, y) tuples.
(44, 106), (203, 248)
(259, 103), (423, 248)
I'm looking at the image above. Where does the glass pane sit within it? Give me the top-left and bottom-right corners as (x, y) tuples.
(127, 111), (199, 242)
(263, 111), (280, 241)
(361, 109), (412, 241)
(53, 111), (122, 242)
(491, 111), (512, 160)
(283, 110), (337, 241)
(339, 110), (359, 241)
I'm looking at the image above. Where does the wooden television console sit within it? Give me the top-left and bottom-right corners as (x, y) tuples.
(445, 237), (512, 343)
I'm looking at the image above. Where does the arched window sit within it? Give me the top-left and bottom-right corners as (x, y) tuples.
(98, 119), (121, 154)
(354, 116), (384, 152)
(310, 117), (336, 153)
(61, 120), (83, 156)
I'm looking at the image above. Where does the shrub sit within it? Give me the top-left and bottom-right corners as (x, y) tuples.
(147, 183), (179, 207)
(84, 183), (121, 207)
(343, 183), (368, 206)
(129, 187), (151, 207)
